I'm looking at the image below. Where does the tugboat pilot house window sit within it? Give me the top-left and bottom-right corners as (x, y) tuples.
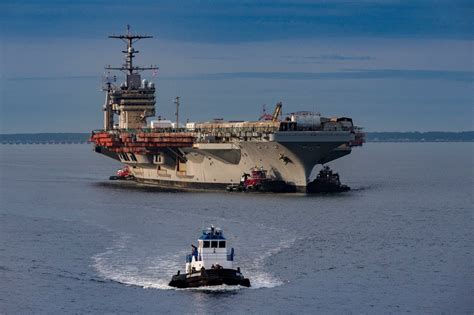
(202, 241), (226, 248)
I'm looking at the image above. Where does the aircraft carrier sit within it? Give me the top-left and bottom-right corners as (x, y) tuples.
(90, 27), (364, 192)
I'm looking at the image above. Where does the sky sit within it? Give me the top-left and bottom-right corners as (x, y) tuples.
(0, 0), (472, 133)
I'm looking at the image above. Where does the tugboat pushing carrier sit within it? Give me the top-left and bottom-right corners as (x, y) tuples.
(169, 226), (250, 288)
(306, 165), (350, 193)
(226, 166), (289, 192)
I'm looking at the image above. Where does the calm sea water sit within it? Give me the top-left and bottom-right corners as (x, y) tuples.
(0, 143), (472, 314)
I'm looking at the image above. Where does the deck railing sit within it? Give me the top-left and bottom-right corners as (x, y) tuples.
(186, 252), (234, 262)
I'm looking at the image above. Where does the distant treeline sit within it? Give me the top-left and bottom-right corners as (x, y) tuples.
(366, 131), (474, 142)
(0, 133), (90, 144)
(0, 131), (473, 144)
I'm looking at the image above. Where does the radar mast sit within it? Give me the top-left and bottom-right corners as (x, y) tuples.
(105, 24), (158, 76)
(102, 26), (157, 130)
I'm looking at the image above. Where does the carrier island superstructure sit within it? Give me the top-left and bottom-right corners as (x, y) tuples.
(90, 28), (365, 192)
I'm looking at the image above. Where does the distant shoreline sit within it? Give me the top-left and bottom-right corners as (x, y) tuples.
(1, 131), (473, 144)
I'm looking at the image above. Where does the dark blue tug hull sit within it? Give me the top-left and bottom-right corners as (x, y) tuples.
(306, 181), (350, 193)
(169, 268), (251, 288)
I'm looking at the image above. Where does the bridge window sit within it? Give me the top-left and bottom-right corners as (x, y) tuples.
(130, 153), (137, 161)
(219, 241), (226, 248)
(203, 241), (210, 248)
(211, 241), (218, 248)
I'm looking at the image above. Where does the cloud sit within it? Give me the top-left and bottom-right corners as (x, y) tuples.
(186, 69), (473, 82)
(282, 54), (375, 63)
(318, 54), (374, 61)
(7, 69), (472, 83)
(188, 56), (237, 61)
(6, 75), (99, 81)
(1, 0), (472, 42)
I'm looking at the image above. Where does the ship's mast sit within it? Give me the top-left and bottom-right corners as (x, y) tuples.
(105, 25), (158, 76)
(174, 96), (180, 129)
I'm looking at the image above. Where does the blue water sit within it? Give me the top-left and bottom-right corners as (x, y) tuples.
(0, 143), (472, 313)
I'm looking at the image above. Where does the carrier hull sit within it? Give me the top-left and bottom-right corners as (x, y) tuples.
(94, 131), (353, 192)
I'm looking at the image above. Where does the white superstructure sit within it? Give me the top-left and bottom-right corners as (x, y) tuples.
(186, 226), (234, 273)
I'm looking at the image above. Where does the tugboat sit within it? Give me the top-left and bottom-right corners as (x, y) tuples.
(109, 165), (134, 180)
(226, 167), (288, 192)
(306, 165), (350, 193)
(169, 226), (251, 288)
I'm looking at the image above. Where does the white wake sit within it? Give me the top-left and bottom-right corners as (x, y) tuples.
(92, 226), (296, 291)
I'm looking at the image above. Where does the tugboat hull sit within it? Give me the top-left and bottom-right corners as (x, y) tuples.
(226, 180), (295, 193)
(306, 180), (350, 193)
(169, 268), (251, 288)
(245, 180), (293, 193)
(109, 175), (134, 181)
(307, 165), (350, 193)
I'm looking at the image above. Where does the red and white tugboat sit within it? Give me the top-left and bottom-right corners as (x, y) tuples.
(226, 167), (289, 192)
(169, 226), (250, 288)
(109, 165), (134, 180)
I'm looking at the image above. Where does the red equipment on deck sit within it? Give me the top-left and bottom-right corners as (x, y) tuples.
(90, 131), (195, 154)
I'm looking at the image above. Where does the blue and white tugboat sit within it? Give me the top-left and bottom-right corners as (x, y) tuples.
(169, 226), (251, 288)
